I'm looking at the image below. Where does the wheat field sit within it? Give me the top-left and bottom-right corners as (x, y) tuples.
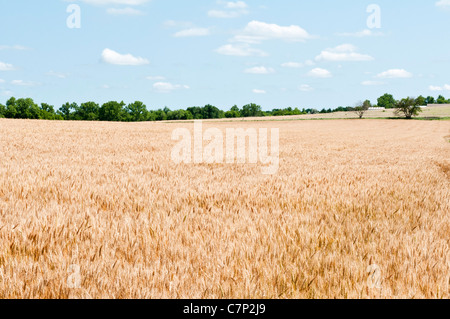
(0, 118), (449, 299)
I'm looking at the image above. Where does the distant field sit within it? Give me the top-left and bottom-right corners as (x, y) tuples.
(0, 119), (449, 299)
(208, 104), (450, 122)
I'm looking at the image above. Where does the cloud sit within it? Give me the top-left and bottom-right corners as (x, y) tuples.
(315, 44), (374, 62)
(429, 84), (450, 91)
(1, 90), (13, 96)
(0, 79), (5, 83)
(46, 71), (68, 79)
(101, 48), (149, 65)
(215, 43), (267, 56)
(233, 20), (311, 43)
(361, 80), (385, 86)
(106, 7), (144, 15)
(337, 29), (384, 37)
(308, 68), (332, 78)
(244, 66), (275, 74)
(436, 0), (450, 9)
(0, 62), (15, 71)
(223, 1), (247, 9)
(153, 82), (189, 93)
(376, 69), (413, 79)
(281, 62), (303, 68)
(11, 80), (41, 87)
(174, 28), (211, 37)
(252, 89), (266, 94)
(146, 75), (166, 81)
(299, 84), (313, 92)
(75, 0), (150, 6)
(208, 1), (248, 18)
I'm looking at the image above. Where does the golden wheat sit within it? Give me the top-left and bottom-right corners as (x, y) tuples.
(0, 118), (449, 299)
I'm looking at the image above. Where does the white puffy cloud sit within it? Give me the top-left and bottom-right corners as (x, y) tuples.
(101, 48), (149, 65)
(376, 69), (413, 79)
(75, 0), (150, 5)
(337, 29), (384, 37)
(234, 21), (311, 43)
(436, 0), (450, 9)
(429, 84), (450, 91)
(0, 62), (15, 71)
(11, 80), (41, 87)
(315, 44), (374, 62)
(299, 84), (313, 92)
(244, 66), (275, 74)
(208, 1), (248, 18)
(174, 28), (211, 37)
(46, 71), (68, 79)
(146, 75), (166, 81)
(361, 80), (385, 86)
(153, 82), (189, 93)
(215, 43), (267, 57)
(281, 62), (303, 68)
(252, 89), (266, 94)
(308, 68), (332, 78)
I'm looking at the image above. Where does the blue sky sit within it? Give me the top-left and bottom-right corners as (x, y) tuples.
(0, 0), (449, 111)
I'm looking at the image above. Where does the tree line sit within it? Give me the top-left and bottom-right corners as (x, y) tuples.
(0, 93), (449, 122)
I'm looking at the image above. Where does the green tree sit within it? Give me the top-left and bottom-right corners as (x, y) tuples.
(202, 104), (223, 119)
(186, 107), (204, 119)
(99, 101), (126, 122)
(436, 95), (447, 104)
(377, 93), (396, 109)
(241, 103), (262, 117)
(15, 98), (41, 119)
(5, 97), (17, 118)
(167, 109), (194, 120)
(126, 101), (148, 122)
(153, 109), (167, 121)
(415, 96), (426, 107)
(354, 100), (371, 119)
(39, 103), (57, 120)
(395, 97), (423, 119)
(0, 103), (5, 118)
(58, 102), (77, 120)
(425, 96), (435, 105)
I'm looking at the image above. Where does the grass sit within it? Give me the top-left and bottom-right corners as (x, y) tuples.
(0, 119), (449, 299)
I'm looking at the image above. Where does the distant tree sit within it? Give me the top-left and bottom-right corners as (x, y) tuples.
(436, 95), (447, 104)
(5, 97), (17, 118)
(186, 107), (204, 119)
(415, 95), (426, 106)
(225, 110), (240, 118)
(167, 109), (194, 121)
(425, 96), (435, 105)
(354, 100), (371, 119)
(15, 98), (41, 119)
(230, 105), (241, 115)
(377, 93), (396, 109)
(153, 109), (167, 121)
(0, 103), (5, 118)
(40, 103), (56, 120)
(241, 103), (262, 117)
(58, 102), (78, 120)
(99, 101), (124, 122)
(126, 101), (148, 122)
(395, 97), (423, 119)
(202, 104), (223, 119)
